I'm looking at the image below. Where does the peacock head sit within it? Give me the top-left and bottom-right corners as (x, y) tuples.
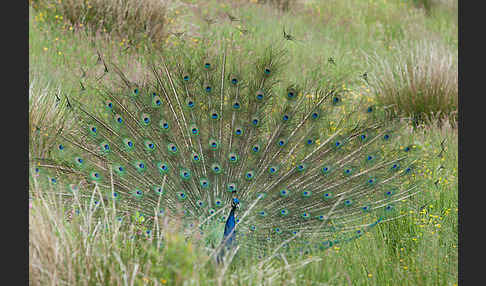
(231, 197), (240, 210)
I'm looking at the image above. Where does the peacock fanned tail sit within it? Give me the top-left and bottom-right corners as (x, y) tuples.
(31, 43), (420, 257)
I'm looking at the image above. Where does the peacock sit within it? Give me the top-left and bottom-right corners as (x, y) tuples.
(30, 41), (421, 263)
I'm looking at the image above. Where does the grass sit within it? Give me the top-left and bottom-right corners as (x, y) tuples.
(29, 0), (458, 284)
(31, 0), (170, 50)
(29, 80), (69, 160)
(29, 119), (458, 285)
(366, 39), (458, 126)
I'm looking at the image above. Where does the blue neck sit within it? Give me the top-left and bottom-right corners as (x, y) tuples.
(223, 207), (236, 246)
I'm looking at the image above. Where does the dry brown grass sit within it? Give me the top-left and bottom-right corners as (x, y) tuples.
(31, 0), (170, 49)
(367, 40), (457, 126)
(29, 81), (72, 161)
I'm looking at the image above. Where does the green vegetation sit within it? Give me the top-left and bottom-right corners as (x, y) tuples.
(30, 0), (169, 50)
(366, 40), (457, 126)
(29, 0), (458, 284)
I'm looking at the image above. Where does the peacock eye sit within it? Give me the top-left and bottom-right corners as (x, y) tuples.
(41, 46), (422, 248)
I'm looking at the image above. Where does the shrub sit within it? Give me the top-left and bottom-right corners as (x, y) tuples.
(366, 40), (457, 126)
(411, 0), (458, 15)
(30, 0), (170, 49)
(266, 0), (296, 12)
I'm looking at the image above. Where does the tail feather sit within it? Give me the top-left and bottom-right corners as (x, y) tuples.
(31, 42), (420, 255)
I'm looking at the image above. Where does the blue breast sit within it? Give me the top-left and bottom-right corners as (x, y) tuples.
(223, 208), (236, 246)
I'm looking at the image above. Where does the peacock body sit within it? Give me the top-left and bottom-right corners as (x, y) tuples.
(31, 43), (420, 261)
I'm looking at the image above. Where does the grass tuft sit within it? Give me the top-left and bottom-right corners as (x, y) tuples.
(31, 0), (170, 49)
(366, 40), (457, 126)
(29, 80), (72, 160)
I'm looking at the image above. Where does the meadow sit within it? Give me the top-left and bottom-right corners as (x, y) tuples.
(29, 0), (458, 285)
